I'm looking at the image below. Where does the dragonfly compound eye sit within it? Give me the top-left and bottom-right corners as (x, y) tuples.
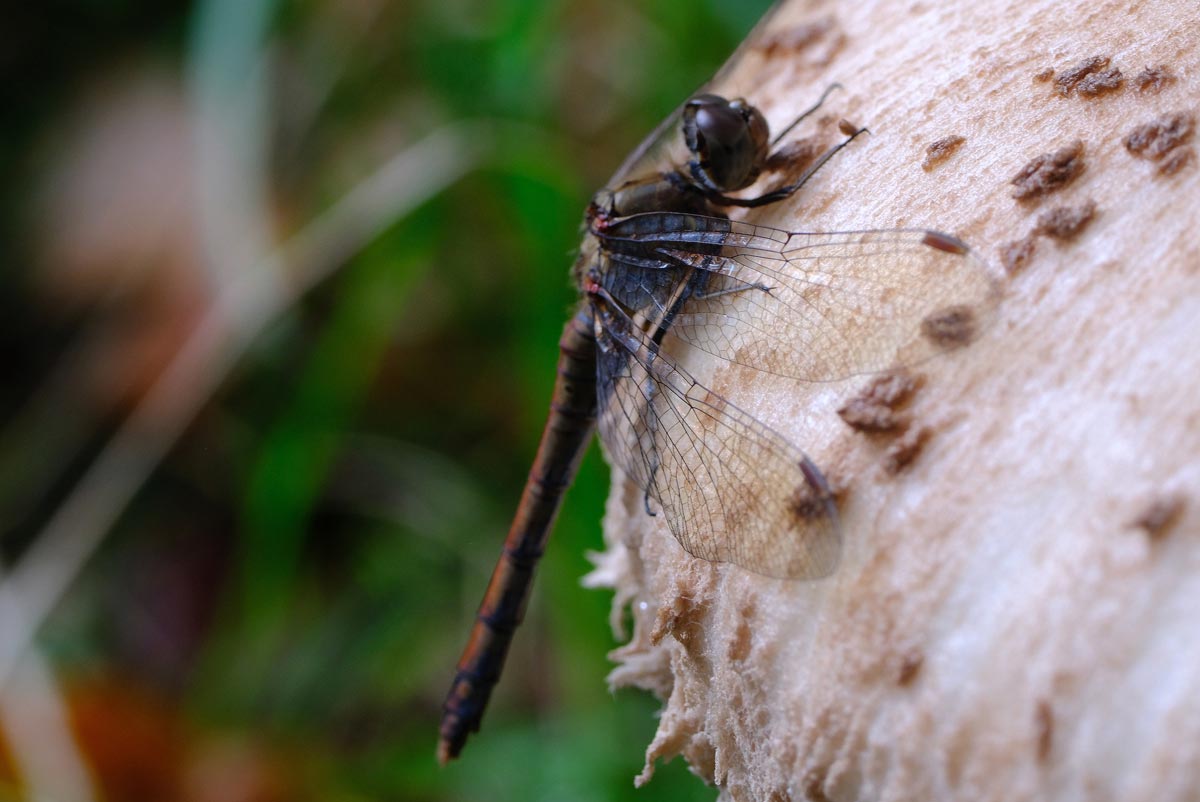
(684, 94), (770, 192)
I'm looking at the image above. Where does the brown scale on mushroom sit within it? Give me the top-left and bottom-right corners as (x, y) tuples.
(1124, 113), (1195, 160)
(1054, 55), (1109, 93)
(1158, 147), (1195, 176)
(1130, 494), (1185, 541)
(1000, 236), (1038, 275)
(884, 425), (932, 475)
(896, 650), (924, 687)
(1035, 700), (1055, 763)
(1132, 65), (1176, 94)
(1001, 198), (1098, 278)
(1011, 141), (1085, 200)
(837, 369), (922, 433)
(1053, 55), (1123, 98)
(921, 305), (978, 348)
(1124, 114), (1195, 178)
(786, 480), (830, 523)
(754, 16), (844, 68)
(1075, 68), (1123, 97)
(755, 16), (836, 56)
(1034, 200), (1097, 241)
(922, 134), (966, 171)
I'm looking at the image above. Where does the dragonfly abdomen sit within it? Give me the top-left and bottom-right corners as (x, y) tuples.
(438, 306), (598, 764)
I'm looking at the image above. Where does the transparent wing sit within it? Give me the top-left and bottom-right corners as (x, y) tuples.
(604, 102), (691, 190)
(598, 214), (1002, 382)
(594, 301), (840, 580)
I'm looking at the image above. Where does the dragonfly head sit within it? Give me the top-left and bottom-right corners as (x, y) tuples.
(683, 94), (770, 193)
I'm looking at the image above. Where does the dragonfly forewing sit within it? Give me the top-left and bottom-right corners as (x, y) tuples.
(597, 215), (1002, 382)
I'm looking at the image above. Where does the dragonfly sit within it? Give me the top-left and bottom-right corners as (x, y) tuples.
(438, 88), (998, 763)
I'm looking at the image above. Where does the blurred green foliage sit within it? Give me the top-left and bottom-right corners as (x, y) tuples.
(1, 0), (773, 799)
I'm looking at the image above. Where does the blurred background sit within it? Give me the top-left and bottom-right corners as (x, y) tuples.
(0, 1), (773, 800)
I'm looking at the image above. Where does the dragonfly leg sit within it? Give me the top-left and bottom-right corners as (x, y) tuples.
(770, 83), (843, 146)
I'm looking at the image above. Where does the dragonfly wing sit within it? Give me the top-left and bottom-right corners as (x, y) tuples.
(595, 302), (840, 580)
(600, 214), (1002, 381)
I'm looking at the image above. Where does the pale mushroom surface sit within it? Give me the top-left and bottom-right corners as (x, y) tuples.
(585, 0), (1200, 799)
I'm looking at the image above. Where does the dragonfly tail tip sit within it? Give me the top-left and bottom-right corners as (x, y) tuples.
(436, 738), (457, 766)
